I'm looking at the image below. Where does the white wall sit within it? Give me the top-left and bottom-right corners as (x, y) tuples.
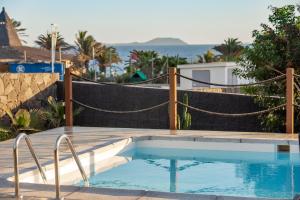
(178, 62), (248, 90)
(180, 67), (192, 90)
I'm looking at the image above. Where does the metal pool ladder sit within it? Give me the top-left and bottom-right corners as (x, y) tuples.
(13, 133), (47, 198)
(54, 134), (89, 199)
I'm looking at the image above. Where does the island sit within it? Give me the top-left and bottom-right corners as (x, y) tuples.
(112, 37), (188, 46)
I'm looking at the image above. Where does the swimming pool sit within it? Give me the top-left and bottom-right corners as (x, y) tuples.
(77, 145), (300, 199)
(11, 136), (300, 199)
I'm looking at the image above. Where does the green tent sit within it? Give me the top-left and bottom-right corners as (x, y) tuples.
(130, 71), (147, 82)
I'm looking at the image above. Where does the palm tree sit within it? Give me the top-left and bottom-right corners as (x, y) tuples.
(129, 50), (160, 78)
(197, 55), (205, 63)
(203, 50), (215, 63)
(96, 45), (121, 71)
(12, 18), (27, 44)
(74, 31), (95, 68)
(213, 38), (244, 61)
(74, 30), (121, 71)
(35, 32), (70, 50)
(75, 30), (95, 56)
(157, 55), (188, 74)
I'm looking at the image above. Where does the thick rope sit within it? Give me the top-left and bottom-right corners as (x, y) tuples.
(264, 65), (285, 75)
(293, 75), (300, 92)
(71, 73), (169, 86)
(177, 101), (286, 117)
(294, 74), (300, 79)
(294, 80), (300, 92)
(176, 73), (286, 88)
(72, 99), (169, 114)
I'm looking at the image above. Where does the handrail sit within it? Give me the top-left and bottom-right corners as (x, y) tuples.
(13, 133), (47, 198)
(54, 134), (88, 199)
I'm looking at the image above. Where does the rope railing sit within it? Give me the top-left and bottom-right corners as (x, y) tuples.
(72, 99), (169, 114)
(294, 74), (300, 79)
(177, 101), (286, 117)
(71, 73), (169, 86)
(294, 80), (300, 92)
(176, 73), (286, 88)
(294, 104), (300, 109)
(63, 67), (296, 133)
(264, 65), (285, 75)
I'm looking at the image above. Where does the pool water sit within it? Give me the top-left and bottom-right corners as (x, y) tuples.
(78, 147), (300, 199)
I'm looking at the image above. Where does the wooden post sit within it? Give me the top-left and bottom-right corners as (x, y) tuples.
(169, 68), (177, 131)
(286, 68), (294, 134)
(65, 67), (73, 127)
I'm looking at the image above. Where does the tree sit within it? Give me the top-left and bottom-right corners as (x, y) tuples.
(236, 5), (300, 132)
(74, 30), (120, 71)
(96, 46), (121, 71)
(35, 32), (70, 50)
(126, 50), (187, 82)
(12, 18), (27, 44)
(197, 55), (205, 63)
(74, 31), (95, 68)
(157, 55), (188, 75)
(129, 50), (160, 78)
(213, 38), (244, 61)
(197, 50), (221, 63)
(203, 50), (216, 63)
(75, 31), (95, 57)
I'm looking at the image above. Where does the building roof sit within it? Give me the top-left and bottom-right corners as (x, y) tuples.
(178, 62), (238, 70)
(130, 70), (147, 82)
(0, 46), (73, 62)
(0, 7), (22, 47)
(0, 7), (73, 64)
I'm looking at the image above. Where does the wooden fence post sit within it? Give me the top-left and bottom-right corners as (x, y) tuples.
(65, 67), (73, 127)
(169, 68), (177, 132)
(286, 68), (294, 134)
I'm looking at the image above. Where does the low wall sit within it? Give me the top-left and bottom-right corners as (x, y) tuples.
(57, 81), (262, 132)
(0, 73), (59, 117)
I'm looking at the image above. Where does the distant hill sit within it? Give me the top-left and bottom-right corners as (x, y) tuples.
(112, 38), (188, 46)
(143, 38), (188, 46)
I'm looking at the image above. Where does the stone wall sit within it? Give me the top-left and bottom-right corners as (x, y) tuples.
(0, 73), (59, 117)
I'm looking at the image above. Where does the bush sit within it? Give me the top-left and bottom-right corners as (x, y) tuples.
(42, 96), (83, 128)
(0, 129), (13, 141)
(236, 5), (300, 132)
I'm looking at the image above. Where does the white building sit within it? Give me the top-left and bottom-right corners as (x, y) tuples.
(178, 62), (249, 90)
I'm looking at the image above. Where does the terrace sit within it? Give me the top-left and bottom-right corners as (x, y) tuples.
(0, 127), (298, 200)
(0, 66), (299, 200)
(1, 3), (300, 199)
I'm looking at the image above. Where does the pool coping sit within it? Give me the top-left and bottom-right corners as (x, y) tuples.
(133, 135), (299, 145)
(0, 177), (290, 200)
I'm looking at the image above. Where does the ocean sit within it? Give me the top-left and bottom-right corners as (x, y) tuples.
(112, 44), (217, 69)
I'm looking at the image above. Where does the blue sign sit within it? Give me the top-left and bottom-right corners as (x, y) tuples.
(9, 63), (65, 80)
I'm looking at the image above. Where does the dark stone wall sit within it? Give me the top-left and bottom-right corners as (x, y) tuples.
(57, 81), (262, 132)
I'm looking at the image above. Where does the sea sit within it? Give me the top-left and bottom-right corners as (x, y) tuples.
(111, 44), (217, 70)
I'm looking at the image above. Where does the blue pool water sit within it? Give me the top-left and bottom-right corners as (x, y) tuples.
(78, 148), (300, 199)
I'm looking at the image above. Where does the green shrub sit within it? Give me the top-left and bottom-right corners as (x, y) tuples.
(42, 96), (83, 128)
(0, 129), (12, 141)
(0, 104), (45, 137)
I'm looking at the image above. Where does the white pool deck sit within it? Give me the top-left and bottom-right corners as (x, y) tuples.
(0, 126), (298, 200)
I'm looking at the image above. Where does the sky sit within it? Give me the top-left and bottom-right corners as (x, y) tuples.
(2, 0), (299, 45)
